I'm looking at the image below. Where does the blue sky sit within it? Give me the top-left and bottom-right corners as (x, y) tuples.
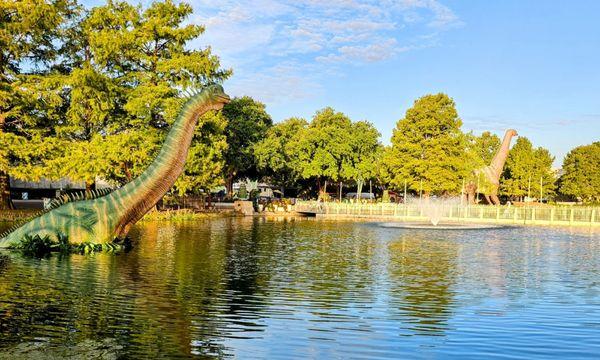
(88, 0), (600, 166)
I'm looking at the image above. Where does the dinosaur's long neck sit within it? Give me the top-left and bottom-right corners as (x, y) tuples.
(109, 97), (211, 236)
(490, 130), (516, 179)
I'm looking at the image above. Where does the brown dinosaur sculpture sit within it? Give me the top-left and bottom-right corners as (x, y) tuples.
(467, 129), (518, 205)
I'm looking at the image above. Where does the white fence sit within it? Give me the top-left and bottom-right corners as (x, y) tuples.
(294, 201), (600, 227)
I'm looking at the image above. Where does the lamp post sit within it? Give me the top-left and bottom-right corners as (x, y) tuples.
(539, 176), (543, 203)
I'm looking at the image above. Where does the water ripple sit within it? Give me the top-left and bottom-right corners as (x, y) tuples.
(0, 218), (598, 358)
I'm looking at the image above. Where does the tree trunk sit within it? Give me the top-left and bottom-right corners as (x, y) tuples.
(0, 115), (12, 210)
(225, 174), (234, 199)
(317, 178), (328, 200)
(122, 162), (133, 182)
(357, 179), (363, 202)
(0, 171), (12, 210)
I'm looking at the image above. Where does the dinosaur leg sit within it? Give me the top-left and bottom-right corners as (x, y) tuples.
(465, 181), (477, 204)
(115, 223), (133, 240)
(490, 194), (501, 205)
(484, 194), (492, 204)
(489, 185), (501, 205)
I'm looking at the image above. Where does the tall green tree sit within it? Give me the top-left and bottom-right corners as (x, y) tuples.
(559, 142), (600, 203)
(3, 0), (230, 197)
(500, 137), (556, 200)
(174, 112), (228, 195)
(288, 107), (353, 196)
(0, 0), (80, 208)
(472, 131), (501, 164)
(461, 131), (501, 198)
(254, 117), (308, 193)
(59, 0), (229, 189)
(383, 93), (469, 196)
(344, 121), (381, 198)
(222, 96), (272, 195)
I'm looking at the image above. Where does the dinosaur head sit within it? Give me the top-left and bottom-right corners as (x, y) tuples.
(506, 128), (518, 137)
(204, 84), (230, 111)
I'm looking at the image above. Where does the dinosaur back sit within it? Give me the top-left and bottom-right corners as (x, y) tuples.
(0, 188), (114, 240)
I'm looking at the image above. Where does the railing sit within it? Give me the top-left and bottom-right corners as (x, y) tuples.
(294, 201), (600, 227)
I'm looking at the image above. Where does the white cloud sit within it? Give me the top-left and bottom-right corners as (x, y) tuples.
(317, 38), (408, 63)
(189, 0), (461, 105)
(227, 62), (323, 103)
(394, 0), (462, 28)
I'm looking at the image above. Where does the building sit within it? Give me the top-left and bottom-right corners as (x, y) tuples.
(9, 177), (111, 209)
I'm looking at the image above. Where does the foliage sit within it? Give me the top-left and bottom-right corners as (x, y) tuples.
(12, 232), (127, 256)
(0, 0), (81, 208)
(472, 131), (501, 164)
(141, 210), (225, 221)
(222, 96), (272, 194)
(344, 120), (382, 196)
(383, 93), (470, 195)
(500, 137), (556, 199)
(254, 117), (308, 189)
(238, 183), (248, 199)
(14, 234), (55, 257)
(461, 132), (496, 195)
(381, 190), (391, 203)
(174, 111), (228, 195)
(289, 107), (352, 188)
(283, 108), (379, 195)
(559, 142), (600, 203)
(256, 109), (380, 196)
(2, 0), (230, 195)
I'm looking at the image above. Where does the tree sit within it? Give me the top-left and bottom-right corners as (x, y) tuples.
(500, 137), (556, 200)
(288, 107), (354, 196)
(384, 93), (469, 196)
(174, 112), (228, 195)
(59, 0), (229, 189)
(0, 0), (80, 208)
(343, 121), (381, 198)
(2, 0), (230, 198)
(222, 96), (272, 196)
(461, 132), (500, 200)
(472, 131), (501, 164)
(254, 117), (308, 193)
(559, 142), (600, 203)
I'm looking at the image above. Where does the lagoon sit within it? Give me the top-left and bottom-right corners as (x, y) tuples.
(0, 218), (598, 358)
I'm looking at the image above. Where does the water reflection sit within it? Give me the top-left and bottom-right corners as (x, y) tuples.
(386, 235), (458, 335)
(0, 219), (599, 358)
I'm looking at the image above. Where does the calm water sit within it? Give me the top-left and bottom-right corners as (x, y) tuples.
(0, 217), (599, 359)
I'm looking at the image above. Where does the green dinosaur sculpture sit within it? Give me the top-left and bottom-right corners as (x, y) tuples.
(0, 84), (230, 248)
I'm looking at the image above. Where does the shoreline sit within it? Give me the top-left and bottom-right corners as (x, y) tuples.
(2, 207), (598, 229)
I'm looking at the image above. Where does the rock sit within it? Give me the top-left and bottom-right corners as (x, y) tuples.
(233, 201), (254, 216)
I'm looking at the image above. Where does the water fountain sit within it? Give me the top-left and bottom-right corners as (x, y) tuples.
(380, 196), (506, 230)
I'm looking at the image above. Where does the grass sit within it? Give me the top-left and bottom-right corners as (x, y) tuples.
(141, 209), (234, 221)
(0, 210), (38, 222)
